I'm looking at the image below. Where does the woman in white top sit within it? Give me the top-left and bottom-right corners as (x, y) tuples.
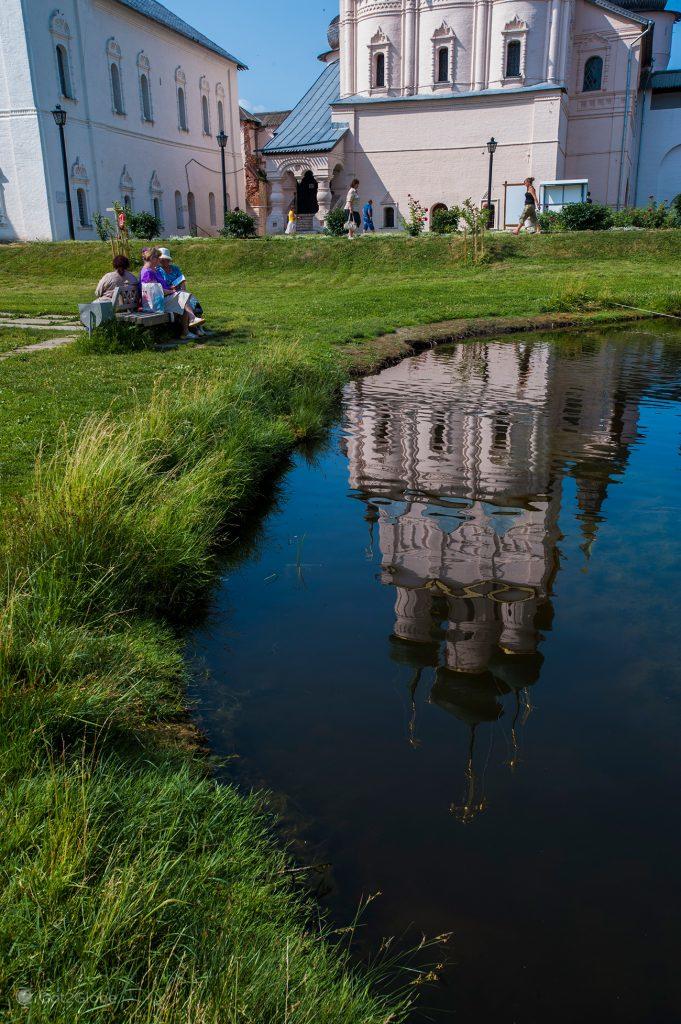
(345, 179), (360, 238)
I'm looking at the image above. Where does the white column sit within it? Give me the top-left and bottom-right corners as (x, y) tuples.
(403, 0), (417, 95)
(315, 177), (332, 232)
(547, 0), (562, 85)
(473, 0), (490, 91)
(340, 0), (356, 98)
(558, 0), (572, 85)
(266, 174), (286, 234)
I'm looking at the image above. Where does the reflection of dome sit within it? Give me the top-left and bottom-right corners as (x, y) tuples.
(328, 15), (340, 51)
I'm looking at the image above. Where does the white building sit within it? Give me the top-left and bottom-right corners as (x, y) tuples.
(0, 0), (246, 241)
(260, 0), (679, 233)
(636, 68), (681, 203)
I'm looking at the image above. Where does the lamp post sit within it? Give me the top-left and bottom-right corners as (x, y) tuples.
(217, 130), (229, 223)
(486, 137), (498, 228)
(52, 105), (75, 240)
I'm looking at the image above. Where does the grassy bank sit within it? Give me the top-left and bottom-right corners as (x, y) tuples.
(1, 232), (680, 1021)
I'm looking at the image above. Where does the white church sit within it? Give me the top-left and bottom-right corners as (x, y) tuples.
(0, 0), (246, 242)
(257, 0), (681, 232)
(0, 0), (679, 240)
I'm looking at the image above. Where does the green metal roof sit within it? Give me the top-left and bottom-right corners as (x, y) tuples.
(651, 69), (681, 89)
(263, 61), (348, 155)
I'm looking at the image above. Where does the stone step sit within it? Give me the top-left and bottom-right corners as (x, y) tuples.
(296, 213), (315, 233)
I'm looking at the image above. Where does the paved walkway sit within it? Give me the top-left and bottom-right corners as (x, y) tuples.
(0, 314), (81, 362)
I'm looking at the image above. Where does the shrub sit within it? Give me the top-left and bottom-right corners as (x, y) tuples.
(325, 206), (348, 236)
(538, 210), (562, 233)
(93, 211), (113, 242)
(76, 319), (154, 355)
(559, 202), (613, 231)
(125, 210), (164, 240)
(611, 203), (671, 229)
(405, 195), (427, 236)
(431, 205), (463, 234)
(221, 210), (256, 238)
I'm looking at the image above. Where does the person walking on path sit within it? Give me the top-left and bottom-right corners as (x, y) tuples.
(514, 177), (541, 235)
(345, 179), (361, 239)
(362, 199), (375, 233)
(285, 205), (297, 235)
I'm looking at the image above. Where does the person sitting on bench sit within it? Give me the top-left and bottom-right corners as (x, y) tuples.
(140, 247), (204, 340)
(95, 255), (139, 311)
(157, 248), (210, 338)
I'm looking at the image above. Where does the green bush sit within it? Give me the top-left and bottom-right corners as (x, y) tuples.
(76, 319), (154, 355)
(430, 205), (463, 234)
(221, 210), (257, 238)
(559, 202), (614, 231)
(126, 210), (164, 240)
(538, 210), (562, 233)
(324, 206), (348, 236)
(93, 212), (113, 242)
(611, 203), (671, 229)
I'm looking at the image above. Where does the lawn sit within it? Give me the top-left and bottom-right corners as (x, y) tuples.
(1, 230), (680, 1023)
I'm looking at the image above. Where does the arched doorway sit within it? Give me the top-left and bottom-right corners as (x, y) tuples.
(296, 170), (319, 215)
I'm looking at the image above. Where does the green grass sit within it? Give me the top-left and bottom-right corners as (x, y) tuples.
(0, 231), (680, 1022)
(0, 327), (61, 354)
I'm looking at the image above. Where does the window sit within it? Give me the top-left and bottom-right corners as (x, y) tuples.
(140, 74), (152, 120)
(437, 47), (449, 84)
(651, 89), (681, 110)
(76, 188), (88, 227)
(175, 190), (184, 229)
(375, 52), (386, 89)
(178, 87), (188, 130)
(153, 197), (161, 222)
(202, 95), (210, 135)
(187, 192), (197, 235)
(209, 192), (217, 226)
(383, 206), (395, 229)
(111, 63), (124, 114)
(56, 45), (73, 99)
(123, 194), (132, 209)
(506, 40), (521, 79)
(583, 55), (603, 93)
(217, 99), (225, 133)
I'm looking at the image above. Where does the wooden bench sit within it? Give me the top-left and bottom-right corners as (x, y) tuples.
(79, 287), (177, 333)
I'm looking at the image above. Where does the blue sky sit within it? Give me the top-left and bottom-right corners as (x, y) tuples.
(162, 0), (681, 112)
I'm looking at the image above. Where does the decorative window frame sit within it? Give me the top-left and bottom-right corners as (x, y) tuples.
(150, 170), (163, 223)
(216, 82), (226, 133)
(70, 155), (91, 228)
(50, 11), (77, 102)
(199, 76), (212, 136)
(175, 67), (189, 132)
(368, 27), (391, 95)
(575, 35), (611, 94)
(432, 22), (456, 90)
(501, 17), (529, 85)
(137, 51), (154, 123)
(119, 165), (135, 210)
(106, 37), (125, 115)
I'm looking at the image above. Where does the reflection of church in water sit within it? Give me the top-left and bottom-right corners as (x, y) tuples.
(344, 335), (655, 820)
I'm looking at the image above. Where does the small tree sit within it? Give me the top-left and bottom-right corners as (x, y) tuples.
(93, 211), (114, 242)
(125, 210), (164, 240)
(405, 195), (427, 236)
(460, 199), (491, 261)
(221, 210), (256, 238)
(431, 205), (463, 235)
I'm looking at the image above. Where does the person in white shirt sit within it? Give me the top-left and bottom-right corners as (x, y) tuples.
(345, 179), (360, 239)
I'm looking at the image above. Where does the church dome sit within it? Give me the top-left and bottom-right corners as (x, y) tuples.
(328, 15), (340, 51)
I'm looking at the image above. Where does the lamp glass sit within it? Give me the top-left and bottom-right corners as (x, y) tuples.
(217, 130), (228, 149)
(487, 137), (498, 155)
(52, 105), (67, 127)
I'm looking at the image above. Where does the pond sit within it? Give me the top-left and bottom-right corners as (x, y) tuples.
(190, 325), (681, 1023)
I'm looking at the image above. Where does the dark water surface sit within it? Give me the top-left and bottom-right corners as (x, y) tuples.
(190, 326), (681, 1023)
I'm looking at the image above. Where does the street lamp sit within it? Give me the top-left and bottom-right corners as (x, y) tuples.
(52, 104), (75, 240)
(486, 137), (498, 228)
(217, 130), (229, 222)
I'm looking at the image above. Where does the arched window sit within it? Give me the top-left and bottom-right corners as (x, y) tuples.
(583, 55), (603, 93)
(56, 45), (73, 99)
(178, 87), (188, 130)
(187, 192), (197, 235)
(153, 197), (161, 222)
(111, 62), (124, 114)
(438, 47), (449, 83)
(375, 52), (386, 89)
(505, 40), (521, 79)
(76, 188), (88, 227)
(209, 192), (217, 226)
(383, 206), (395, 229)
(123, 194), (132, 210)
(140, 74), (152, 120)
(202, 95), (210, 135)
(217, 100), (225, 134)
(175, 190), (184, 229)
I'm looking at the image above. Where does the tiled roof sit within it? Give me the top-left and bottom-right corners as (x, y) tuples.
(112, 0), (247, 69)
(258, 111), (293, 129)
(263, 61), (348, 154)
(614, 0), (668, 9)
(651, 68), (681, 89)
(240, 106), (263, 126)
